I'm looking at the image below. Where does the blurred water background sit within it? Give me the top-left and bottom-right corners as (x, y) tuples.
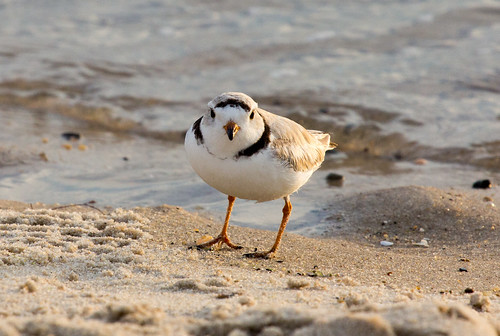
(0, 0), (499, 234)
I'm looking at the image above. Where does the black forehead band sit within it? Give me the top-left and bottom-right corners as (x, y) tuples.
(214, 98), (251, 112)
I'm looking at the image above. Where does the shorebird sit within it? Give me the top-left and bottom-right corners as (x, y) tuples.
(185, 92), (336, 258)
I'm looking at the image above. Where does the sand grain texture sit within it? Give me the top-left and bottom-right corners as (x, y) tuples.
(0, 186), (499, 335)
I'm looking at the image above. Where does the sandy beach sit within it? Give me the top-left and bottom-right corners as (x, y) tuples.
(1, 185), (499, 335)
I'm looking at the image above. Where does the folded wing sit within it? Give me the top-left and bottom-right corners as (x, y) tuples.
(258, 108), (336, 172)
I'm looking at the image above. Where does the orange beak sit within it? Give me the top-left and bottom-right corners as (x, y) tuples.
(223, 121), (240, 141)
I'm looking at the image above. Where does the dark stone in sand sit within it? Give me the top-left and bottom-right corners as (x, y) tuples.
(459, 267), (468, 272)
(472, 180), (492, 189)
(464, 287), (474, 293)
(326, 173), (345, 187)
(61, 132), (81, 141)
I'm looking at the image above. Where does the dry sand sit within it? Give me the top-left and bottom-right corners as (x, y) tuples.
(0, 185), (499, 335)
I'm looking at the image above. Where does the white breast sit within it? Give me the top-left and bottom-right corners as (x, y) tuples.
(185, 127), (314, 202)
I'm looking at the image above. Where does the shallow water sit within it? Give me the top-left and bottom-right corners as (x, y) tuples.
(1, 0), (499, 235)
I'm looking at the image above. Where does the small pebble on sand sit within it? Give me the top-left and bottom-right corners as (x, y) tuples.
(61, 132), (81, 141)
(326, 173), (345, 187)
(472, 180), (492, 189)
(413, 239), (429, 248)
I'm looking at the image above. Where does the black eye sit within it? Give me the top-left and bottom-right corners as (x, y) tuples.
(210, 109), (215, 118)
(249, 111), (254, 120)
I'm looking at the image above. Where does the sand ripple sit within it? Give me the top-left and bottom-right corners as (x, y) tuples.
(0, 208), (150, 266)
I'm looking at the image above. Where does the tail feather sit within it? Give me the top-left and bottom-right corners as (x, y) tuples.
(307, 130), (337, 151)
(328, 141), (338, 150)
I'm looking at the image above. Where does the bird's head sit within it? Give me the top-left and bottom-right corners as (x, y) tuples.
(203, 92), (265, 156)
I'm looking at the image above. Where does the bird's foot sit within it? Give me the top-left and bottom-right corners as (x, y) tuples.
(197, 235), (243, 250)
(243, 250), (275, 259)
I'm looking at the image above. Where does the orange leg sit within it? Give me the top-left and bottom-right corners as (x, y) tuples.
(244, 195), (292, 259)
(197, 195), (242, 250)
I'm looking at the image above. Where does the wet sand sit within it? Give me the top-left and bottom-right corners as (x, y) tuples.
(1, 185), (499, 335)
(1, 1), (500, 213)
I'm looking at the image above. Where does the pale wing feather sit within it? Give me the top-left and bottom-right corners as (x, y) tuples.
(307, 130), (338, 150)
(258, 108), (334, 172)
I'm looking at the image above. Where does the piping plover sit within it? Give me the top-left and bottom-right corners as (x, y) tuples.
(185, 92), (336, 258)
